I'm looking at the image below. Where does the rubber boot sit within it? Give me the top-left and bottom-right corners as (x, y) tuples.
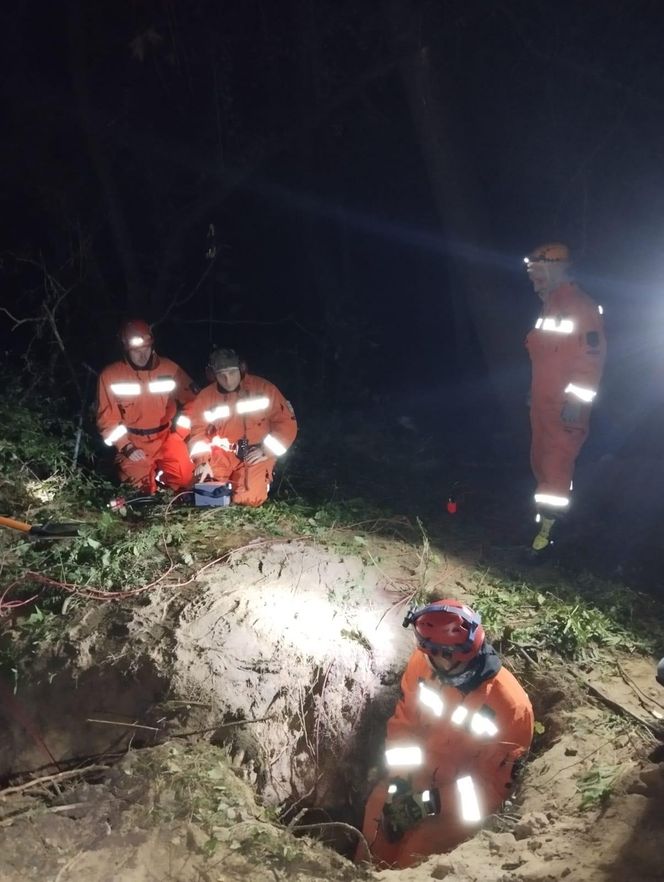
(531, 516), (556, 553)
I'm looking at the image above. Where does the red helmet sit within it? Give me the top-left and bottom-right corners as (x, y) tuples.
(403, 599), (485, 665)
(120, 319), (154, 351)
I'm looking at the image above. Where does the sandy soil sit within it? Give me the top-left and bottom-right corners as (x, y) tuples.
(0, 535), (663, 881)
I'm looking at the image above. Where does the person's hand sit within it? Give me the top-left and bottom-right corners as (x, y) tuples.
(122, 444), (146, 462)
(244, 444), (268, 465)
(561, 399), (585, 425)
(194, 462), (214, 482)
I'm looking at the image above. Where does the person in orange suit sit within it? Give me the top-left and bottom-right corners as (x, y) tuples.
(96, 319), (197, 494)
(183, 347), (297, 506)
(358, 599), (533, 870)
(525, 243), (606, 553)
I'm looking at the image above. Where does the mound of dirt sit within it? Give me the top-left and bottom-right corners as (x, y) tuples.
(2, 534), (664, 882)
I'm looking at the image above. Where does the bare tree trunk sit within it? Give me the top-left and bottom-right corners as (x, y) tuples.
(385, 0), (523, 430)
(67, 0), (141, 311)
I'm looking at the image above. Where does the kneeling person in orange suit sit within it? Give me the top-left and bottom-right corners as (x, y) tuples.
(182, 348), (297, 506)
(96, 319), (197, 494)
(524, 243), (606, 553)
(358, 599), (533, 869)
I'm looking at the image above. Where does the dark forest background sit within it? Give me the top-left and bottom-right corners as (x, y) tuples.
(2, 0), (664, 500)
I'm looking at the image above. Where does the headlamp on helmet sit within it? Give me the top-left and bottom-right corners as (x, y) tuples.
(120, 319), (154, 351)
(524, 242), (570, 265)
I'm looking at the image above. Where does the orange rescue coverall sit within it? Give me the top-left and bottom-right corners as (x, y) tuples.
(526, 282), (606, 510)
(360, 648), (533, 869)
(184, 373), (297, 506)
(96, 356), (197, 493)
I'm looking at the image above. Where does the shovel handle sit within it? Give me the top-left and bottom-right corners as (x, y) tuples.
(0, 516), (32, 533)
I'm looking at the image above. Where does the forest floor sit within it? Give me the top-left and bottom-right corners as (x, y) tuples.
(1, 405), (664, 881)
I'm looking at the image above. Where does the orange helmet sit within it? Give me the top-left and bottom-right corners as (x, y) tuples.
(403, 599), (485, 665)
(120, 319), (154, 351)
(524, 242), (570, 265)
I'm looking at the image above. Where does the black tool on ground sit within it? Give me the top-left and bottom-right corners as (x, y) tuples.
(0, 516), (81, 539)
(382, 778), (441, 842)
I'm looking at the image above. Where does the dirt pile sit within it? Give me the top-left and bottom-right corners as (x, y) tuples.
(1, 535), (664, 881)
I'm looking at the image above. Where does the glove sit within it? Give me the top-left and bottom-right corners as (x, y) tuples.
(561, 399), (585, 425)
(244, 444), (268, 465)
(381, 779), (440, 843)
(121, 443), (146, 462)
(194, 462), (214, 482)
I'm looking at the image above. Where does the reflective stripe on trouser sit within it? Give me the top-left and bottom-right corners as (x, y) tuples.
(117, 432), (194, 494)
(530, 403), (589, 512)
(357, 778), (484, 870)
(209, 449), (273, 507)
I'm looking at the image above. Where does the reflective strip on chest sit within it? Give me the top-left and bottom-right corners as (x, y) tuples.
(148, 377), (176, 394)
(236, 396), (270, 414)
(176, 414), (191, 430)
(535, 317), (575, 334)
(110, 382), (141, 396)
(385, 745), (423, 767)
(204, 405), (231, 422)
(417, 681), (498, 737)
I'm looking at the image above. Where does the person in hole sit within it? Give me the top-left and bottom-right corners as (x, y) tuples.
(358, 599), (533, 869)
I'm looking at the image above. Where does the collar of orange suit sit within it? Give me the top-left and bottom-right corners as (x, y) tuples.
(429, 643), (502, 694)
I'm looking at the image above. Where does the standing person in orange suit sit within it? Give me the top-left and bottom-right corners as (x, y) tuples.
(182, 347), (297, 506)
(358, 599), (533, 870)
(525, 243), (606, 553)
(96, 319), (197, 494)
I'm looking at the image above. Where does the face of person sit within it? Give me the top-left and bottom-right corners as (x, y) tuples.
(215, 366), (241, 392)
(428, 652), (465, 673)
(128, 344), (153, 368)
(526, 260), (567, 301)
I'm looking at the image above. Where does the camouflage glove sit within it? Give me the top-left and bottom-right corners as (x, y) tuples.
(382, 779), (439, 843)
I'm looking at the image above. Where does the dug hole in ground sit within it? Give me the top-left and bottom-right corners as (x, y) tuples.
(1, 530), (663, 882)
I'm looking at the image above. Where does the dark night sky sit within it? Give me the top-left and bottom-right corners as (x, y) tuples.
(3, 0), (664, 446)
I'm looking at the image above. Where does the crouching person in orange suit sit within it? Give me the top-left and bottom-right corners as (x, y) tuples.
(357, 599), (533, 870)
(96, 319), (198, 494)
(181, 347), (297, 507)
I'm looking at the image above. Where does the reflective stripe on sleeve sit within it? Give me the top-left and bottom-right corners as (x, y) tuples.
(110, 383), (141, 396)
(204, 405), (231, 422)
(564, 383), (596, 403)
(148, 378), (176, 394)
(451, 706), (469, 726)
(263, 433), (287, 456)
(456, 775), (482, 822)
(176, 415), (191, 430)
(384, 746), (423, 768)
(536, 317), (575, 334)
(236, 397), (270, 414)
(469, 712), (499, 738)
(104, 424), (128, 446)
(189, 440), (212, 457)
(534, 493), (569, 508)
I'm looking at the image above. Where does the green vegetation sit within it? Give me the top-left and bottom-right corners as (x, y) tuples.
(471, 573), (662, 660)
(576, 764), (620, 810)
